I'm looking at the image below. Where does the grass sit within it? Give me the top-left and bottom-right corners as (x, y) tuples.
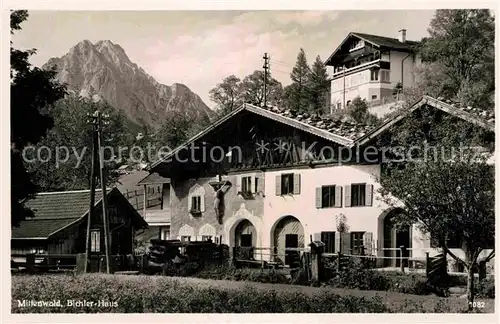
(11, 274), (495, 313)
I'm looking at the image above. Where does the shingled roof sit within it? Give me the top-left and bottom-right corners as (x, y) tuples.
(351, 32), (420, 50)
(147, 96), (494, 170)
(12, 190), (104, 239)
(12, 188), (148, 240)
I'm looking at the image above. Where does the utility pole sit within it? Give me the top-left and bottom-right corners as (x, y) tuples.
(263, 52), (269, 108)
(84, 112), (98, 273)
(86, 110), (111, 274)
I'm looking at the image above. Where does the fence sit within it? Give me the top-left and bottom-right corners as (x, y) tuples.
(11, 253), (137, 273)
(231, 246), (310, 269)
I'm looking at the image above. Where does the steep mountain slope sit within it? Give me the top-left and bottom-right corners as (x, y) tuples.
(43, 40), (213, 128)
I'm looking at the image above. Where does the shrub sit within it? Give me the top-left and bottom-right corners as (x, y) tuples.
(196, 265), (290, 284)
(11, 274), (391, 313)
(476, 277), (495, 298)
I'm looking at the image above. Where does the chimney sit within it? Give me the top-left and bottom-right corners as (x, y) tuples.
(398, 29), (407, 43)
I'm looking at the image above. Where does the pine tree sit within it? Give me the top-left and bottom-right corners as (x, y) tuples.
(309, 55), (330, 114)
(287, 48), (311, 112)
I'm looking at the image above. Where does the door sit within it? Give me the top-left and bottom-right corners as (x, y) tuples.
(240, 234), (252, 247)
(285, 234), (299, 266)
(395, 228), (410, 267)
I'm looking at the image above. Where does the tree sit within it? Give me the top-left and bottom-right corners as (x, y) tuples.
(241, 70), (283, 107)
(308, 55), (330, 114)
(286, 48), (312, 112)
(25, 96), (132, 191)
(379, 147), (494, 309)
(11, 10), (66, 227)
(416, 9), (494, 109)
(377, 103), (495, 310)
(210, 71), (284, 119)
(153, 110), (195, 154)
(209, 75), (243, 115)
(346, 96), (379, 125)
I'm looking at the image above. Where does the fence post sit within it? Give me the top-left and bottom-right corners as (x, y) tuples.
(337, 251), (342, 272)
(26, 254), (36, 273)
(400, 246), (405, 273)
(75, 253), (87, 274)
(309, 242), (324, 287)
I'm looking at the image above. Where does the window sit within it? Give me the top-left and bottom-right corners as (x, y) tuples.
(181, 236), (191, 242)
(349, 40), (365, 52)
(281, 174), (294, 195)
(254, 177), (259, 193)
(351, 183), (366, 207)
(241, 176), (252, 194)
(380, 70), (390, 82)
(370, 69), (379, 81)
(371, 95), (377, 100)
(202, 235), (213, 242)
(90, 230), (100, 252)
(191, 196), (201, 212)
(161, 226), (170, 240)
(321, 186), (336, 208)
(351, 232), (365, 255)
(321, 232), (335, 253)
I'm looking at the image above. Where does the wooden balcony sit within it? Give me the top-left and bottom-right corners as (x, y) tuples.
(142, 209), (171, 226)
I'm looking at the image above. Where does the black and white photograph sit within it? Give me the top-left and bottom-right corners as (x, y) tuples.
(4, 1), (497, 320)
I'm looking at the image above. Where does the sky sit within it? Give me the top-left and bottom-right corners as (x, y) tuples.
(12, 10), (436, 109)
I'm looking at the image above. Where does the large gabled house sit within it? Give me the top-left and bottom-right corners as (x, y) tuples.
(11, 188), (148, 257)
(325, 30), (421, 110)
(139, 95), (494, 267)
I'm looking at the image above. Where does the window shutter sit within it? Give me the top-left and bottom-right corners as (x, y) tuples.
(313, 233), (321, 241)
(334, 233), (341, 253)
(236, 176), (242, 193)
(200, 194), (206, 212)
(253, 176), (258, 194)
(365, 184), (373, 206)
(256, 175), (265, 195)
(341, 233), (351, 254)
(293, 173), (301, 194)
(344, 185), (352, 207)
(188, 195), (192, 211)
(315, 187), (322, 208)
(275, 175), (281, 196)
(363, 232), (373, 255)
(334, 186), (342, 207)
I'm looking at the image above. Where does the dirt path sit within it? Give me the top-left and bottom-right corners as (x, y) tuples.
(112, 274), (495, 313)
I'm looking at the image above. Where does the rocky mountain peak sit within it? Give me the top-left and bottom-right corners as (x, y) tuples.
(44, 40), (213, 128)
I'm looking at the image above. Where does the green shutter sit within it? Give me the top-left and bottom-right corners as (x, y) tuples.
(200, 194), (206, 212)
(334, 232), (341, 253)
(341, 233), (351, 254)
(293, 173), (301, 194)
(334, 186), (342, 207)
(364, 232), (373, 255)
(365, 184), (373, 206)
(256, 175), (265, 195)
(275, 175), (281, 196)
(315, 187), (322, 208)
(236, 176), (242, 193)
(344, 185), (352, 207)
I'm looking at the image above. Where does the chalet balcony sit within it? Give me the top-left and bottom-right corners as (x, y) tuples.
(142, 208), (171, 226)
(332, 59), (382, 78)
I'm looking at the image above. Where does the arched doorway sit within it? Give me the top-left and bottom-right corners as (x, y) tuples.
(234, 219), (256, 247)
(382, 209), (411, 267)
(271, 216), (304, 266)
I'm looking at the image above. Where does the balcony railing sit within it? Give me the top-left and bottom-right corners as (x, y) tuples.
(332, 59), (381, 78)
(143, 209), (171, 225)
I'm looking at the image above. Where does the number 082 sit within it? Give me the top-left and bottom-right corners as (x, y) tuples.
(469, 301), (485, 308)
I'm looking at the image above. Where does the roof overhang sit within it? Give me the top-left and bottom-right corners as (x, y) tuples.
(147, 103), (354, 171)
(354, 96), (495, 147)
